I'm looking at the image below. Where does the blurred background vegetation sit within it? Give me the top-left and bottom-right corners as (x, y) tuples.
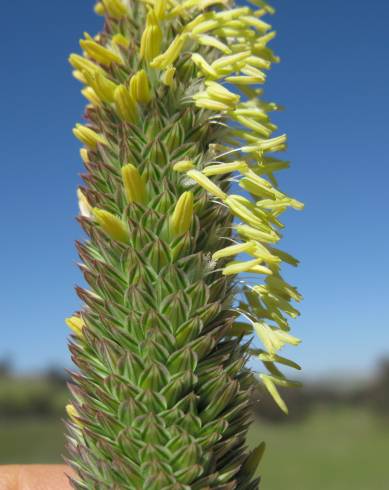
(1, 358), (388, 489)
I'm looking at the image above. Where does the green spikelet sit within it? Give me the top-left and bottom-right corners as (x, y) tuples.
(66, 0), (303, 487)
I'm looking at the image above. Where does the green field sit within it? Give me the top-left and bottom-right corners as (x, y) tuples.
(0, 408), (387, 489)
(249, 407), (388, 490)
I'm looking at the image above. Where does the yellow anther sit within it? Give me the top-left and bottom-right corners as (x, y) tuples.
(93, 208), (130, 243)
(72, 70), (87, 84)
(161, 66), (176, 87)
(203, 161), (248, 176)
(129, 70), (152, 104)
(80, 149), (89, 163)
(94, 2), (105, 15)
(151, 34), (188, 69)
(173, 160), (194, 172)
(73, 124), (107, 149)
(81, 87), (102, 107)
(191, 54), (218, 78)
(102, 0), (127, 19)
(170, 191), (194, 236)
(114, 85), (138, 123)
(65, 316), (85, 337)
(77, 189), (93, 218)
(140, 11), (163, 62)
(80, 39), (123, 66)
(194, 97), (230, 112)
(121, 164), (147, 204)
(69, 54), (104, 76)
(222, 259), (272, 275)
(89, 71), (117, 103)
(203, 81), (240, 107)
(66, 404), (83, 426)
(213, 241), (256, 261)
(112, 33), (130, 48)
(187, 170), (227, 200)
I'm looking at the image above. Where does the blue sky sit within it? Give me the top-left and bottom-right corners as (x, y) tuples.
(0, 0), (388, 377)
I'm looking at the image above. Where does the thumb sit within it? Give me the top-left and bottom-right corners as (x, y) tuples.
(0, 465), (75, 490)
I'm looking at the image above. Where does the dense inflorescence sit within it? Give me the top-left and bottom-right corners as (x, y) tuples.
(66, 0), (302, 488)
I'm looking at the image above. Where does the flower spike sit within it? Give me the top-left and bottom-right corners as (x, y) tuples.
(67, 0), (302, 485)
